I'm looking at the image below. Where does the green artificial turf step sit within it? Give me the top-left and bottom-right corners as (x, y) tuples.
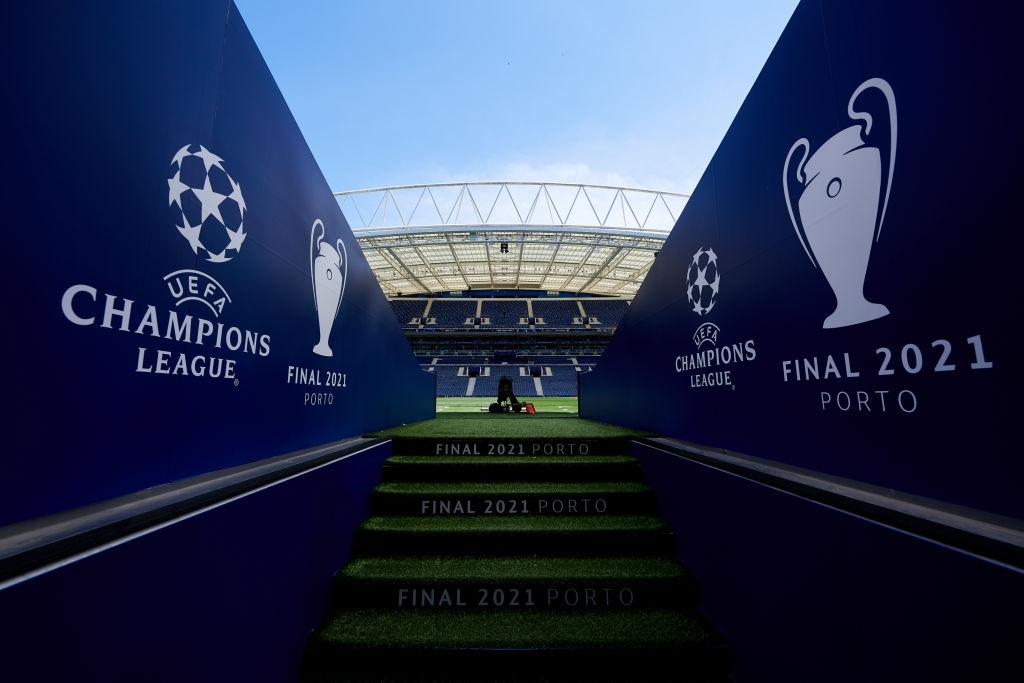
(303, 608), (730, 682)
(332, 556), (699, 610)
(380, 455), (644, 483)
(352, 515), (675, 557)
(303, 433), (731, 682)
(369, 481), (659, 517)
(390, 436), (634, 457)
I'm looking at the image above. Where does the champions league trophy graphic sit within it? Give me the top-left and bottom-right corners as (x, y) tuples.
(310, 219), (347, 357)
(783, 77), (897, 329)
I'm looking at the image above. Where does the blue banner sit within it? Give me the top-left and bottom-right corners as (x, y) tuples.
(582, 0), (1022, 519)
(3, 1), (433, 525)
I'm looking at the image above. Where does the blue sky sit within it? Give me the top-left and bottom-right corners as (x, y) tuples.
(233, 0), (799, 196)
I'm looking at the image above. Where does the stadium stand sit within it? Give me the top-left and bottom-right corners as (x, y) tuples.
(390, 299), (429, 327)
(544, 366), (582, 396)
(433, 365), (471, 397)
(531, 299), (581, 327)
(472, 371), (533, 399)
(480, 299), (528, 327)
(579, 298), (630, 327)
(393, 296), (622, 396)
(428, 299), (478, 328)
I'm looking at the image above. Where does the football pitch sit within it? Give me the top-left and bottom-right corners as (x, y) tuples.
(435, 396), (579, 414)
(371, 397), (650, 439)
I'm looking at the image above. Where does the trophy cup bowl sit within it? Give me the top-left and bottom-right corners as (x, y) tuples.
(310, 220), (347, 357)
(797, 126), (889, 328)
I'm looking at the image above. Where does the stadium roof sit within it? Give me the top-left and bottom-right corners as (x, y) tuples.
(336, 182), (688, 298)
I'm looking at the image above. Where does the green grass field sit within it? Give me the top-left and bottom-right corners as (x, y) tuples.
(435, 396), (579, 414)
(366, 396), (652, 439)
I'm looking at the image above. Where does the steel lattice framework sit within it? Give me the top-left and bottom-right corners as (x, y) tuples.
(336, 182), (688, 298)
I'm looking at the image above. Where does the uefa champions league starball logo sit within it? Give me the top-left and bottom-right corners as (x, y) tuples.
(685, 247), (720, 316)
(168, 144), (247, 263)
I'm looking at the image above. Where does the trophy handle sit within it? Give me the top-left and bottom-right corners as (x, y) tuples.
(783, 138), (817, 268)
(334, 238), (347, 315)
(848, 78), (896, 242)
(310, 219), (325, 307)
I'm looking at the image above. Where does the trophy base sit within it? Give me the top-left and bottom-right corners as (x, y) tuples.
(312, 342), (334, 357)
(823, 301), (889, 329)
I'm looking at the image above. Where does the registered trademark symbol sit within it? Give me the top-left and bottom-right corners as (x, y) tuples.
(234, 379), (239, 386)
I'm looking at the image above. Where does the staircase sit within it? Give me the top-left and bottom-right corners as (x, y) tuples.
(302, 437), (729, 682)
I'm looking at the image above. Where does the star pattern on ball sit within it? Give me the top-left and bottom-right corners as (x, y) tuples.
(191, 174), (226, 226)
(177, 214), (204, 254)
(167, 144), (247, 263)
(192, 145), (225, 172)
(167, 173), (189, 210)
(685, 247), (720, 316)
